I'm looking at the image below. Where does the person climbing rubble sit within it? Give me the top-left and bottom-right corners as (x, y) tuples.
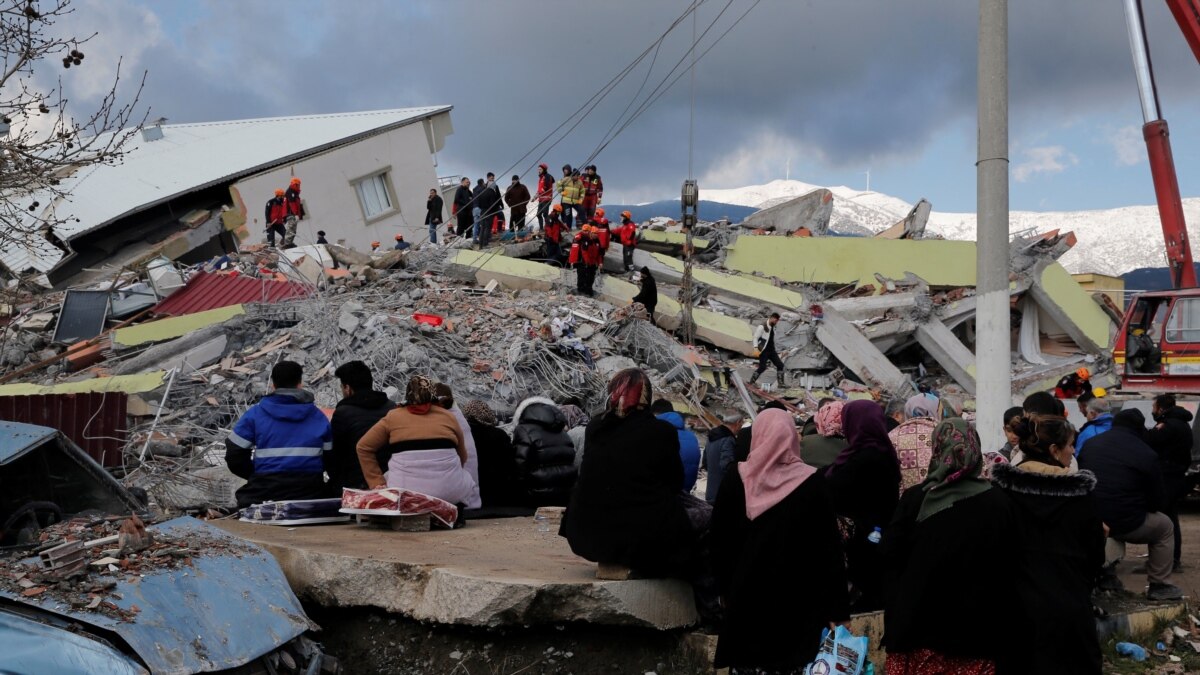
(534, 163), (555, 229)
(631, 267), (658, 322)
(355, 375), (479, 508)
(617, 211), (638, 271)
(1054, 367), (1091, 399)
(329, 361), (393, 491)
(393, 234), (410, 251)
(282, 177), (305, 248)
(543, 204), (567, 263)
(264, 188), (287, 248)
(225, 361), (332, 507)
(750, 313), (785, 388)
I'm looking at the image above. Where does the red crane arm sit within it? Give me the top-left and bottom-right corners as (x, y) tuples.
(1164, 0), (1200, 66)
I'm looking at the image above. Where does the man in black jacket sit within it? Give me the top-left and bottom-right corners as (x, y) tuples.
(504, 175), (531, 232)
(425, 188), (444, 244)
(328, 361), (393, 491)
(1147, 394), (1195, 570)
(704, 413), (742, 503)
(453, 177), (474, 238)
(1079, 408), (1183, 600)
(478, 173), (503, 247)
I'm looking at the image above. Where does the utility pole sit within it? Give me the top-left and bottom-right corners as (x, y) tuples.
(976, 0), (1011, 450)
(680, 3), (699, 345)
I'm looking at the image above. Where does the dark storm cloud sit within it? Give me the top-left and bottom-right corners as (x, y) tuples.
(71, 0), (1200, 200)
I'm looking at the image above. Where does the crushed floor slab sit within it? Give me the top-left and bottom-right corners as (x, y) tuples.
(215, 518), (699, 630)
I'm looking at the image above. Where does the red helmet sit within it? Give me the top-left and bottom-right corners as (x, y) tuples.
(538, 163), (548, 170)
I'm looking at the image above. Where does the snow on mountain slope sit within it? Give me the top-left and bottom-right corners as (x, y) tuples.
(698, 179), (1200, 275)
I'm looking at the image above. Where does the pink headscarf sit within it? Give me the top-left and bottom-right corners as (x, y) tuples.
(738, 409), (818, 520)
(814, 400), (844, 437)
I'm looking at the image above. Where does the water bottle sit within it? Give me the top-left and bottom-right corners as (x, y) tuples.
(1116, 642), (1147, 662)
(534, 513), (551, 533)
(867, 527), (882, 544)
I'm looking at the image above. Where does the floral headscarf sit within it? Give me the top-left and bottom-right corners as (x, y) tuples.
(917, 418), (990, 522)
(405, 375), (438, 410)
(462, 400), (497, 427)
(814, 400), (844, 437)
(606, 368), (652, 418)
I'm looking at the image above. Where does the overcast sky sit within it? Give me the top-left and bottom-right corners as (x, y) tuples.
(50, 0), (1200, 212)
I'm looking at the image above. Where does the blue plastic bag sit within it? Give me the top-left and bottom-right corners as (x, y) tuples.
(804, 625), (869, 675)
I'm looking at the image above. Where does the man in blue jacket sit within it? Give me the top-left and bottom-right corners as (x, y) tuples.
(1075, 396), (1113, 454)
(225, 361), (331, 507)
(651, 399), (701, 493)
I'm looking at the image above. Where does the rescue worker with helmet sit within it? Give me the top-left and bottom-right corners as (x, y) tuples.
(569, 226), (599, 297)
(590, 207), (611, 255)
(1054, 367), (1092, 399)
(543, 204), (567, 263)
(265, 188), (287, 248)
(282, 177), (304, 248)
(617, 211), (639, 271)
(535, 163), (555, 229)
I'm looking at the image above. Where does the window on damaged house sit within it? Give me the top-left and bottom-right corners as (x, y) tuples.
(352, 169), (397, 222)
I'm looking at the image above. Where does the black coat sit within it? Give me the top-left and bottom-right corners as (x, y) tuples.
(1147, 406), (1195, 473)
(479, 183), (504, 221)
(711, 473), (849, 670)
(504, 182), (531, 212)
(561, 410), (692, 572)
(1078, 426), (1165, 536)
(453, 185), (474, 224)
(632, 276), (658, 316)
(991, 463), (1104, 675)
(883, 487), (1019, 667)
(328, 391), (392, 491)
(824, 445), (900, 611)
(469, 420), (523, 507)
(425, 194), (444, 225)
(704, 425), (737, 503)
(512, 401), (578, 507)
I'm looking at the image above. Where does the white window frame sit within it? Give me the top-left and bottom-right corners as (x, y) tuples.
(350, 167), (399, 224)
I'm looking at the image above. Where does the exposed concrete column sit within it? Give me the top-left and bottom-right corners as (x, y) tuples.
(815, 310), (909, 395)
(915, 320), (978, 395)
(976, 0), (1011, 450)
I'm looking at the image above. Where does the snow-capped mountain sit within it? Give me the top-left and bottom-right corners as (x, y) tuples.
(699, 179), (1200, 275)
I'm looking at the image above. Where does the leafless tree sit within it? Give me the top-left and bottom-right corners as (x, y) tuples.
(0, 0), (147, 262)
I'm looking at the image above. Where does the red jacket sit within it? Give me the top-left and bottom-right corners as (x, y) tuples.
(265, 197), (287, 225)
(284, 186), (304, 218)
(544, 218), (565, 244)
(581, 237), (602, 266)
(581, 174), (603, 207)
(617, 220), (638, 246)
(536, 173), (555, 203)
(592, 219), (611, 249)
(568, 234), (584, 266)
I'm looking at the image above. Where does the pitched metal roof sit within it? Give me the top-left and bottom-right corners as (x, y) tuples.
(0, 420), (57, 464)
(1, 106), (452, 278)
(151, 271), (312, 317)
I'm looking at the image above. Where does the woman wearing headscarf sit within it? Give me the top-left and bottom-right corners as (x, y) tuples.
(801, 399), (847, 470)
(883, 419), (1019, 675)
(561, 369), (717, 618)
(356, 375), (479, 506)
(461, 400), (523, 508)
(711, 409), (849, 673)
(891, 415), (939, 496)
(824, 400), (901, 612)
(631, 267), (658, 321)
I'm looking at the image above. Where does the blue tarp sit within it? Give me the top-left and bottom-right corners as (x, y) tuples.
(0, 608), (147, 674)
(0, 517), (313, 674)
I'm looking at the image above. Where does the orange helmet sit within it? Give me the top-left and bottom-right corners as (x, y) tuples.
(371, 241), (380, 248)
(581, 225), (592, 232)
(1076, 367), (1090, 380)
(289, 177), (301, 186)
(274, 188), (285, 197)
(621, 210), (632, 220)
(595, 207), (605, 218)
(551, 204), (563, 213)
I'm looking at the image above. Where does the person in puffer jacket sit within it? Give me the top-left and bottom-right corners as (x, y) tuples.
(652, 399), (701, 492)
(511, 397), (579, 506)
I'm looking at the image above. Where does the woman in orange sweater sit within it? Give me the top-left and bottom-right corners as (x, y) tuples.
(356, 375), (479, 506)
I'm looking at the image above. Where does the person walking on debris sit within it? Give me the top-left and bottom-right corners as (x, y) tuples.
(264, 188), (287, 248)
(617, 211), (638, 271)
(824, 400), (901, 613)
(535, 163), (555, 229)
(581, 164), (603, 221)
(542, 204), (567, 262)
(704, 412), (743, 504)
(557, 164), (584, 229)
(504, 174), (531, 232)
(225, 361), (331, 507)
(750, 313), (785, 388)
(355, 375), (479, 508)
(631, 267), (658, 322)
(329, 361), (393, 491)
(452, 177), (474, 238)
(425, 188), (443, 244)
(561, 368), (720, 623)
(710, 409), (849, 673)
(992, 414), (1104, 673)
(282, 177), (304, 248)
(511, 397), (579, 507)
(882, 418), (1019, 674)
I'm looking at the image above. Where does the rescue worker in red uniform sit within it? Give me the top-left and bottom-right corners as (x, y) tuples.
(264, 188), (287, 247)
(616, 211), (638, 272)
(570, 226), (599, 297)
(535, 163), (555, 230)
(1054, 367), (1092, 399)
(591, 207), (611, 256)
(282, 177), (304, 248)
(581, 165), (603, 221)
(543, 204), (567, 263)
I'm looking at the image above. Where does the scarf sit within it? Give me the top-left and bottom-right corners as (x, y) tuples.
(828, 400), (899, 475)
(739, 409), (817, 520)
(904, 393), (938, 419)
(815, 400), (844, 437)
(560, 404), (589, 429)
(462, 399), (497, 427)
(607, 368), (652, 418)
(917, 418), (990, 522)
(405, 374), (437, 414)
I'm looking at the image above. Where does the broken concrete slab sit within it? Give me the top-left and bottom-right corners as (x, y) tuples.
(112, 305), (246, 349)
(215, 519), (699, 630)
(874, 198), (931, 240)
(914, 320), (977, 394)
(593, 276), (756, 355)
(637, 230), (711, 255)
(814, 309), (909, 393)
(741, 188), (833, 235)
(1028, 261), (1113, 353)
(645, 253), (809, 310)
(447, 250), (560, 292)
(327, 244), (373, 267)
(0, 371), (168, 396)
